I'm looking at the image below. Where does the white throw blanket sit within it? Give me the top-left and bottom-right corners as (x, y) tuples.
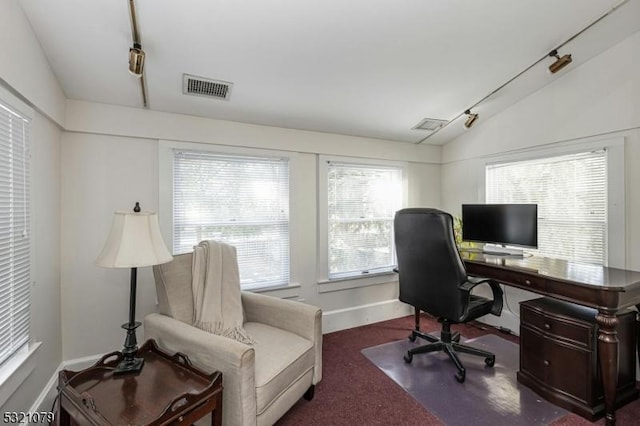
(192, 240), (254, 344)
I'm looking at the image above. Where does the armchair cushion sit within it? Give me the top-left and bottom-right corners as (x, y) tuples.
(245, 322), (314, 414)
(242, 291), (322, 384)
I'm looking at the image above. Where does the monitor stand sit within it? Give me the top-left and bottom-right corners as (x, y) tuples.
(482, 244), (524, 257)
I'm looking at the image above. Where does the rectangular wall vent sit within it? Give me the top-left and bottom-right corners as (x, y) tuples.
(183, 74), (233, 100)
(412, 118), (448, 131)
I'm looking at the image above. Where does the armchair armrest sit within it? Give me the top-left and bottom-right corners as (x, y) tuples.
(459, 277), (504, 316)
(241, 291), (321, 342)
(241, 291), (323, 384)
(144, 313), (257, 426)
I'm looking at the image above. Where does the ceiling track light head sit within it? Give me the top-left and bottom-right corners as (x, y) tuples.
(128, 46), (145, 78)
(464, 109), (479, 129)
(548, 49), (572, 74)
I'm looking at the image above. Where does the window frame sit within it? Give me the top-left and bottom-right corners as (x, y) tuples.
(318, 155), (408, 289)
(159, 140), (300, 292)
(480, 137), (625, 267)
(0, 85), (38, 407)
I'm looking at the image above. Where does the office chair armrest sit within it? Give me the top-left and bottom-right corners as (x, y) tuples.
(459, 277), (504, 316)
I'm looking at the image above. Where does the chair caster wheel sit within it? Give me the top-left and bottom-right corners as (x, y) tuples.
(404, 353), (413, 363)
(408, 333), (416, 342)
(485, 356), (495, 367)
(455, 371), (465, 383)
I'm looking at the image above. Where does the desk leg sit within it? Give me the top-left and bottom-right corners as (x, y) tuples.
(596, 310), (619, 426)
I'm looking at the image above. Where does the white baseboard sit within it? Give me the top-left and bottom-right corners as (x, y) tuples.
(27, 354), (102, 424)
(61, 353), (103, 372)
(26, 362), (61, 419)
(476, 309), (521, 336)
(322, 299), (412, 333)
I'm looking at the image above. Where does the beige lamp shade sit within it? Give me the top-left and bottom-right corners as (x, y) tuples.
(96, 211), (173, 268)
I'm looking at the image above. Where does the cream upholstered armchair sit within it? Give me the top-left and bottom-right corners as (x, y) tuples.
(144, 253), (322, 426)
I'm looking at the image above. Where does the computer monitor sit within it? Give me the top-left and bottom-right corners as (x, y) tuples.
(462, 204), (538, 251)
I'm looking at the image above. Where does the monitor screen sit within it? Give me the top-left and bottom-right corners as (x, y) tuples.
(462, 204), (538, 248)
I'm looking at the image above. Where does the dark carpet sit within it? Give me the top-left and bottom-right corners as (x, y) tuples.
(362, 334), (567, 425)
(276, 313), (640, 425)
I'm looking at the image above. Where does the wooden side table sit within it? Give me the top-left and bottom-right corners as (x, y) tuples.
(57, 339), (222, 425)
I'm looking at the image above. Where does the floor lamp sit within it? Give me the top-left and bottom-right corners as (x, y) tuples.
(95, 202), (173, 375)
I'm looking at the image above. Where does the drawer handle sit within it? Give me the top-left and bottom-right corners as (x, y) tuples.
(524, 279), (531, 285)
(543, 360), (550, 367)
(544, 323), (551, 330)
(178, 416), (184, 423)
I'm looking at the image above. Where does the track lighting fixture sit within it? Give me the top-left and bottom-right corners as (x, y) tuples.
(128, 0), (148, 107)
(463, 110), (478, 129)
(548, 49), (573, 74)
(415, 0), (629, 144)
(128, 44), (145, 77)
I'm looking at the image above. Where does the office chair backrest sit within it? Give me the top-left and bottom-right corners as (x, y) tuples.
(394, 208), (468, 320)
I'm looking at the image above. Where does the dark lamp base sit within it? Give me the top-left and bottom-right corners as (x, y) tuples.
(113, 356), (144, 376)
(115, 266), (143, 376)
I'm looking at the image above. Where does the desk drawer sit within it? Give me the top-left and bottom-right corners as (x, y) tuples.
(521, 304), (593, 348)
(494, 269), (545, 292)
(465, 262), (545, 292)
(520, 325), (591, 404)
(518, 297), (639, 420)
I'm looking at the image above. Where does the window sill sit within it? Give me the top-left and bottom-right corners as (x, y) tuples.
(247, 282), (301, 299)
(0, 341), (42, 407)
(318, 271), (398, 293)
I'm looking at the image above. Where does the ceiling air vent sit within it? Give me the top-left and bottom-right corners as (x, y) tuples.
(412, 118), (448, 131)
(183, 74), (233, 100)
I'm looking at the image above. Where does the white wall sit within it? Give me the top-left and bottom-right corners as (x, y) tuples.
(0, 0), (64, 414)
(61, 133), (160, 359)
(0, 0), (66, 126)
(1, 111), (62, 412)
(441, 30), (640, 332)
(61, 106), (442, 359)
(3, 0), (638, 410)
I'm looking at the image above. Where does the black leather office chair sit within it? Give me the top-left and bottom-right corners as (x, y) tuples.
(394, 208), (503, 383)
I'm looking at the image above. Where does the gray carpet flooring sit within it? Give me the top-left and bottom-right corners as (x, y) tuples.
(362, 334), (568, 426)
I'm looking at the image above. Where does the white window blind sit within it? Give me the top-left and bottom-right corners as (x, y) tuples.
(0, 101), (31, 366)
(486, 150), (606, 265)
(327, 162), (403, 279)
(173, 150), (289, 289)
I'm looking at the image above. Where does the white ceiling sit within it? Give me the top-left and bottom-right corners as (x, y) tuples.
(19, 0), (640, 144)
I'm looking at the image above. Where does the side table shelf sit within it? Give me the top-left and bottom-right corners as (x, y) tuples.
(57, 339), (222, 426)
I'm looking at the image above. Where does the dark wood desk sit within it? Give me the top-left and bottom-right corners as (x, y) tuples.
(461, 252), (640, 426)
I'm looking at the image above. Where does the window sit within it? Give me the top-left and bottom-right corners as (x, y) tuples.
(324, 160), (404, 280)
(173, 150), (289, 289)
(486, 150), (606, 265)
(0, 99), (31, 366)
